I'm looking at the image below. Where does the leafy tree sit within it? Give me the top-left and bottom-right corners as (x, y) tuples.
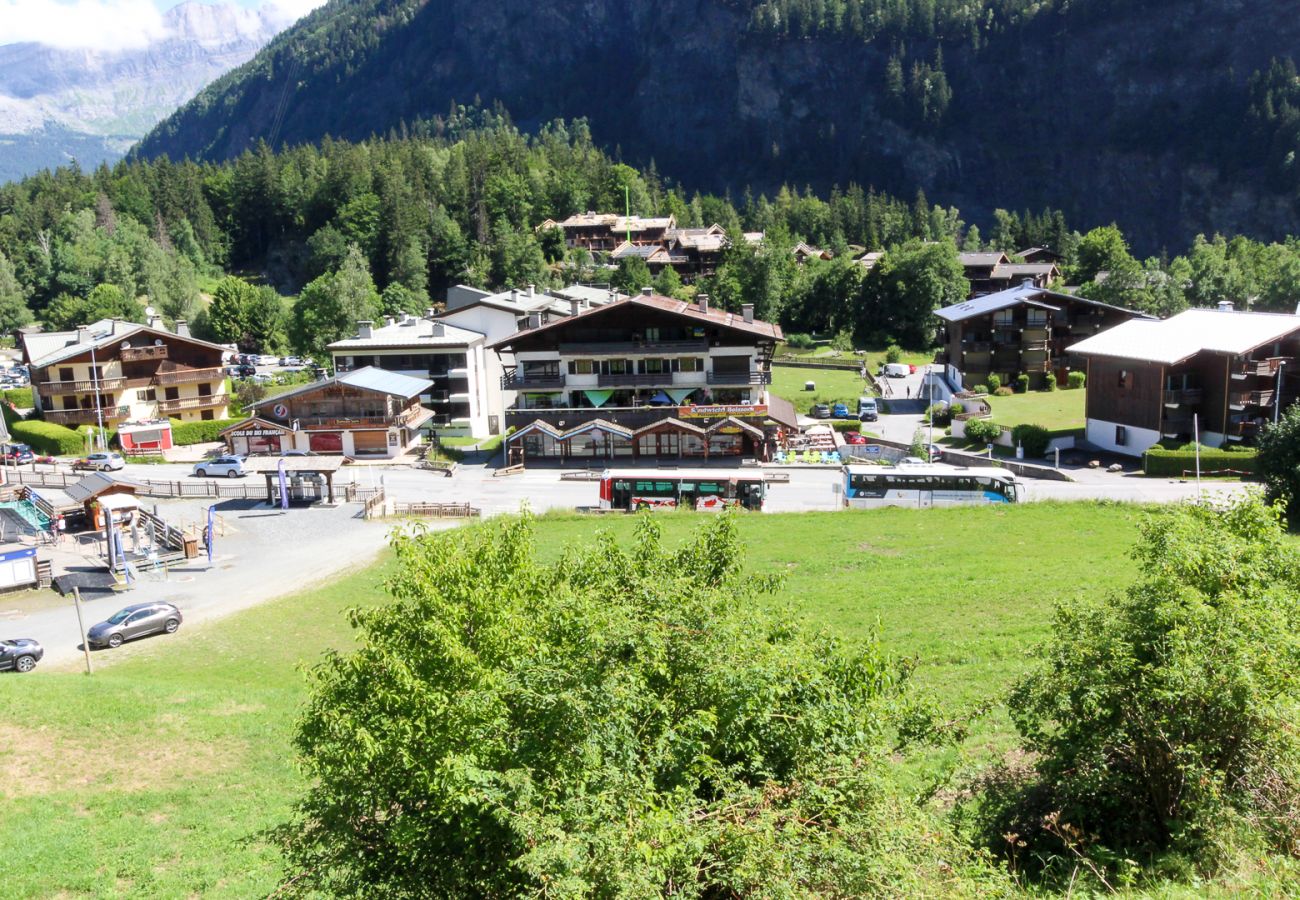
(857, 240), (965, 347)
(0, 251), (32, 334)
(379, 282), (423, 317)
(1071, 225), (1134, 284)
(1256, 402), (1300, 521)
(983, 497), (1300, 877)
(611, 256), (652, 294)
(289, 245), (381, 358)
(652, 264), (683, 298)
(206, 275), (259, 345)
(43, 284), (144, 329)
(276, 513), (981, 896)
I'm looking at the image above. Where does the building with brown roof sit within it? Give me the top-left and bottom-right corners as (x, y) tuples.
(491, 288), (792, 463)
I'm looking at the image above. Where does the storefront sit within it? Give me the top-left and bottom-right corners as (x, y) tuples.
(221, 418), (294, 456)
(118, 420), (173, 454)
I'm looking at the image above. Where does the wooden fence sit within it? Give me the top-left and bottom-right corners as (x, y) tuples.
(362, 488), (387, 520)
(391, 501), (480, 519)
(5, 468), (385, 504)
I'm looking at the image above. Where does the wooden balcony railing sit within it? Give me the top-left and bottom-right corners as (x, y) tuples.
(121, 345), (168, 362)
(156, 395), (227, 414)
(154, 366), (225, 386)
(43, 406), (130, 425)
(38, 376), (126, 394)
(707, 370), (772, 385)
(1163, 388), (1204, 406)
(1229, 389), (1275, 408)
(1234, 356), (1292, 377)
(501, 372), (566, 390)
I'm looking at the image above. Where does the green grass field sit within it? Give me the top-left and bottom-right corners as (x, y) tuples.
(0, 504), (1231, 895)
(985, 388), (1086, 430)
(770, 363), (872, 411)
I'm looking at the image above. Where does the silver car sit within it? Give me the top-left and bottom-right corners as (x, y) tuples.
(87, 602), (183, 649)
(193, 456), (246, 478)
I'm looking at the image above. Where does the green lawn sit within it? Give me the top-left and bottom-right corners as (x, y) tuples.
(0, 503), (1156, 896)
(770, 363), (871, 411)
(985, 388), (1086, 430)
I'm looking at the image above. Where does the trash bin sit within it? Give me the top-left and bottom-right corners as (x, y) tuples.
(804, 381), (816, 391)
(183, 536), (199, 559)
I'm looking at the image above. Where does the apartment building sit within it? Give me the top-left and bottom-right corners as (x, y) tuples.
(492, 288), (796, 463)
(22, 318), (230, 443)
(1067, 304), (1300, 456)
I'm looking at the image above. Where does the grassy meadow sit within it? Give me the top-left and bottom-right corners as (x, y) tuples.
(0, 502), (1239, 896)
(985, 387), (1086, 430)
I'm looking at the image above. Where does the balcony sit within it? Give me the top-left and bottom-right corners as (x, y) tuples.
(156, 394), (228, 414)
(1021, 340), (1050, 352)
(44, 406), (129, 426)
(993, 328), (1020, 345)
(707, 370), (772, 386)
(558, 338), (709, 356)
(39, 376), (126, 394)
(153, 366), (226, 386)
(962, 340), (993, 353)
(1226, 418), (1264, 439)
(1229, 389), (1275, 409)
(1233, 356), (1292, 378)
(120, 345), (168, 362)
(597, 372), (651, 387)
(1163, 388), (1204, 406)
(502, 372), (566, 390)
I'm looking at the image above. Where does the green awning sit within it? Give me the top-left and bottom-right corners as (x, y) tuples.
(666, 388), (696, 404)
(583, 389), (615, 408)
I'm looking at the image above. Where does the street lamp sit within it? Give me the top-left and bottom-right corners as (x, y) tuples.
(90, 343), (106, 449)
(1275, 359), (1287, 425)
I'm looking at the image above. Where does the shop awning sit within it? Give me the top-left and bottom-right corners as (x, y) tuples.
(649, 391), (673, 405)
(583, 389), (615, 408)
(560, 418), (633, 440)
(506, 420), (565, 442)
(665, 388), (696, 404)
(707, 417), (765, 440)
(632, 417), (707, 437)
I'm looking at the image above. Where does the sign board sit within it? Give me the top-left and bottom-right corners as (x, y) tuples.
(863, 445), (883, 456)
(677, 404), (768, 419)
(272, 403), (290, 419)
(231, 428), (285, 438)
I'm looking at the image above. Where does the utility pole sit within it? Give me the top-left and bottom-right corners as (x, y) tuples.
(624, 185), (632, 246)
(1275, 360), (1286, 425)
(90, 342), (106, 449)
(72, 586), (93, 675)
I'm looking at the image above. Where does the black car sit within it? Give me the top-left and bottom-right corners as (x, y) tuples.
(0, 638), (44, 673)
(87, 602), (183, 649)
(237, 365), (257, 378)
(1, 443), (34, 464)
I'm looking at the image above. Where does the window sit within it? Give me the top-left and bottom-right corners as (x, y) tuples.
(645, 327), (661, 341)
(164, 387), (179, 401)
(88, 365), (103, 381)
(1117, 369), (1129, 389)
(994, 310), (1014, 326)
(139, 388), (156, 402)
(58, 367), (73, 382)
(197, 383), (212, 397)
(1116, 425), (1128, 446)
(201, 410), (214, 421)
(1026, 308), (1047, 326)
(679, 357), (703, 372)
(569, 359), (594, 375)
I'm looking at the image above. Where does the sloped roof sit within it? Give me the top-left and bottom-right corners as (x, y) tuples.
(490, 294), (783, 350)
(959, 252), (1011, 268)
(247, 366), (432, 409)
(1067, 308), (1300, 365)
(24, 320), (227, 368)
(66, 472), (148, 503)
(936, 282), (1149, 323)
(328, 317), (484, 350)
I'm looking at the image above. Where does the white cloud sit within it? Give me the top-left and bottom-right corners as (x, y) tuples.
(261, 0), (322, 28)
(0, 0), (170, 51)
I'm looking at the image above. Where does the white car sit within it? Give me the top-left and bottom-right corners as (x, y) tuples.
(193, 456), (246, 478)
(73, 452), (125, 471)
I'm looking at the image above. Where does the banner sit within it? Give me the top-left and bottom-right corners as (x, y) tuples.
(205, 505), (216, 563)
(583, 389), (615, 408)
(277, 458), (290, 510)
(677, 404), (768, 419)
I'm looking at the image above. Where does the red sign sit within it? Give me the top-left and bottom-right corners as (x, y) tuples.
(677, 404), (768, 419)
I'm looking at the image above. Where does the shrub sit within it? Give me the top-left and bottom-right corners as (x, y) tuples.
(1143, 445), (1258, 477)
(1010, 423), (1051, 457)
(1257, 404), (1300, 521)
(949, 401), (964, 415)
(1067, 371), (1086, 390)
(993, 386), (1014, 396)
(169, 418), (235, 446)
(964, 418), (1001, 443)
(785, 333), (814, 350)
(1044, 372), (1057, 391)
(986, 373), (1002, 393)
(11, 419), (86, 455)
(2, 387), (33, 408)
(830, 330), (853, 352)
(1016, 373), (1029, 393)
(981, 497), (1300, 876)
(884, 343), (903, 364)
(925, 402), (952, 427)
(829, 419), (867, 432)
(973, 384), (989, 395)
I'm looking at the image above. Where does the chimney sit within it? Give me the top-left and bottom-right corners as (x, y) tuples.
(526, 312), (542, 329)
(383, 315), (396, 327)
(426, 307), (437, 320)
(75, 325), (91, 344)
(175, 319), (189, 338)
(357, 320), (373, 339)
(510, 289), (520, 303)
(742, 303), (754, 324)
(697, 294), (710, 314)
(569, 298), (580, 317)
(430, 322), (445, 337)
(641, 286), (654, 296)
(146, 313), (161, 329)
(528, 284), (536, 299)
(1218, 300), (1235, 313)
(1021, 277), (1035, 288)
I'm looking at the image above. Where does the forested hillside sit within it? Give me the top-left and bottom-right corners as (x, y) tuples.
(134, 0), (1300, 252)
(6, 117), (1300, 361)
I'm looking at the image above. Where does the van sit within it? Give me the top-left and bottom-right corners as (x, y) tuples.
(857, 397), (878, 421)
(883, 363), (910, 378)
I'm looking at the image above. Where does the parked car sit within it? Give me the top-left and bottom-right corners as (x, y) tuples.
(924, 443), (943, 462)
(843, 431), (868, 445)
(0, 638), (43, 673)
(883, 363), (910, 378)
(857, 397), (879, 422)
(237, 365), (257, 378)
(809, 403), (831, 418)
(250, 373), (273, 384)
(831, 402), (851, 419)
(281, 449), (318, 457)
(72, 452), (125, 472)
(898, 456), (927, 466)
(193, 456), (246, 478)
(1, 443), (34, 464)
(280, 356), (303, 367)
(87, 602), (183, 649)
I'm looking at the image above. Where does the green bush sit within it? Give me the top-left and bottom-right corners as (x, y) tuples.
(1044, 372), (1057, 391)
(830, 330), (853, 352)
(972, 384), (989, 395)
(925, 402), (952, 427)
(1016, 373), (1029, 393)
(829, 419), (866, 432)
(993, 386), (1014, 396)
(884, 344), (903, 364)
(1067, 371), (1086, 390)
(1143, 444), (1258, 477)
(11, 419), (87, 455)
(2, 387), (33, 408)
(169, 418), (236, 446)
(1010, 423), (1051, 457)
(986, 373), (1002, 393)
(963, 418), (1002, 444)
(785, 333), (814, 350)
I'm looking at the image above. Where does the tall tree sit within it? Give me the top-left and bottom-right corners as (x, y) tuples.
(289, 245), (381, 359)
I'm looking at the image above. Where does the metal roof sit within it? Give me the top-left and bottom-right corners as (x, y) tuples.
(24, 320), (228, 368)
(1067, 308), (1300, 364)
(247, 366), (432, 409)
(66, 472), (148, 503)
(935, 285), (1061, 322)
(328, 317), (484, 350)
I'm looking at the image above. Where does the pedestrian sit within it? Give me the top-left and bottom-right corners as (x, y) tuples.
(906, 386), (911, 398)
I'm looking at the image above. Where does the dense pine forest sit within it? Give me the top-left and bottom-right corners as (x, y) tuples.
(5, 113), (1300, 357)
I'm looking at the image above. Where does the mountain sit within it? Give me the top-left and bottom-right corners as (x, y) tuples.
(0, 0), (298, 182)
(134, 0), (1300, 253)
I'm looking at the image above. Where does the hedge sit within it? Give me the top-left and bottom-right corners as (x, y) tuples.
(169, 418), (236, 446)
(11, 420), (87, 455)
(1011, 423), (1051, 457)
(829, 419), (869, 432)
(2, 387), (33, 408)
(1143, 445), (1258, 477)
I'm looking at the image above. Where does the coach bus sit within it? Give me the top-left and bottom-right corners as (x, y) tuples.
(598, 469), (769, 512)
(842, 464), (1023, 509)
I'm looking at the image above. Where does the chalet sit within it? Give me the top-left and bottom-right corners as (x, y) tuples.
(1067, 304), (1300, 456)
(549, 213), (677, 253)
(225, 367), (433, 458)
(936, 282), (1150, 390)
(543, 214), (764, 282)
(491, 288), (796, 463)
(792, 242), (833, 263)
(959, 251), (1061, 296)
(1019, 247), (1064, 265)
(22, 317), (230, 450)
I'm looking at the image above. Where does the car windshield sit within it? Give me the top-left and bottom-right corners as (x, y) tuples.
(106, 608), (134, 625)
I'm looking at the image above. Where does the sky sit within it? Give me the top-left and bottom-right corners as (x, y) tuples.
(0, 0), (325, 51)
